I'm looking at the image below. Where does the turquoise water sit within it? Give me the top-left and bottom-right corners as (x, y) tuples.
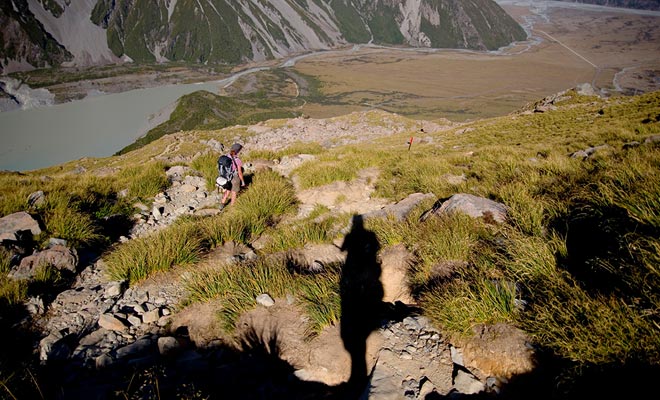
(0, 80), (222, 172)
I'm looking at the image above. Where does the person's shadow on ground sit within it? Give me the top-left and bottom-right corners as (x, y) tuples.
(339, 214), (385, 397)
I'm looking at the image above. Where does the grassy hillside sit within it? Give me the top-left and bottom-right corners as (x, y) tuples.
(0, 89), (659, 397)
(116, 69), (306, 154)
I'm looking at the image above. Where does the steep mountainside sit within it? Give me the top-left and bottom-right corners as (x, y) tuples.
(1, 0), (526, 72)
(553, 0), (660, 11)
(0, 0), (72, 71)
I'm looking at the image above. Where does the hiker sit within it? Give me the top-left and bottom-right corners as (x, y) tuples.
(219, 143), (245, 208)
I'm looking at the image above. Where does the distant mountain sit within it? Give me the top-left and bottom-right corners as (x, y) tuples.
(0, 0), (73, 71)
(553, 0), (660, 11)
(1, 0), (526, 73)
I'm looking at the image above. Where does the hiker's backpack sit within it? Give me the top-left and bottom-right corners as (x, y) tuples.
(216, 155), (235, 188)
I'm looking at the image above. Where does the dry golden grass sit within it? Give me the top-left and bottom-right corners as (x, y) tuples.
(292, 5), (660, 122)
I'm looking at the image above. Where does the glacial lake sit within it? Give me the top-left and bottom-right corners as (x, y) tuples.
(0, 53), (320, 172)
(0, 80), (229, 172)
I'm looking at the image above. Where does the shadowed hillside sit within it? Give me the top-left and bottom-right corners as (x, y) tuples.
(0, 87), (659, 399)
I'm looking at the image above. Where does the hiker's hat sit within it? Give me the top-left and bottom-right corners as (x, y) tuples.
(230, 143), (243, 153)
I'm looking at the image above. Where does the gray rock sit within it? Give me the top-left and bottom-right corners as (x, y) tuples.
(453, 369), (485, 395)
(0, 211), (42, 241)
(450, 345), (464, 366)
(105, 282), (123, 298)
(11, 245), (78, 279)
(79, 329), (107, 347)
(644, 134), (660, 144)
(25, 296), (44, 315)
(127, 315), (142, 326)
(420, 194), (508, 224)
(157, 336), (181, 356)
(116, 337), (154, 359)
(48, 238), (68, 247)
(98, 314), (126, 331)
(142, 309), (160, 324)
(39, 332), (71, 362)
(95, 353), (114, 369)
(27, 190), (46, 207)
(364, 192), (435, 222)
(256, 293), (275, 307)
(569, 144), (610, 160)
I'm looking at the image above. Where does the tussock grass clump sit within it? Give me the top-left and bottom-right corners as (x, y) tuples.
(107, 170), (297, 285)
(105, 222), (204, 284)
(298, 263), (342, 337)
(363, 215), (411, 247)
(293, 148), (373, 189)
(0, 277), (27, 310)
(375, 151), (458, 200)
(41, 192), (103, 247)
(0, 174), (36, 217)
(191, 152), (222, 190)
(184, 256), (343, 336)
(409, 214), (486, 283)
(184, 257), (293, 331)
(0, 247), (12, 275)
(201, 170), (298, 245)
(233, 170), (297, 227)
(263, 216), (338, 253)
(117, 161), (169, 201)
(423, 276), (517, 335)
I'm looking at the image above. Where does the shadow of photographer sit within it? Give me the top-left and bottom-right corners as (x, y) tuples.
(339, 214), (385, 395)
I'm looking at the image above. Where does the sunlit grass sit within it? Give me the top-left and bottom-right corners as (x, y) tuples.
(117, 161), (169, 201)
(191, 152), (222, 191)
(0, 88), (659, 395)
(105, 222), (204, 284)
(184, 257), (293, 331)
(263, 216), (337, 253)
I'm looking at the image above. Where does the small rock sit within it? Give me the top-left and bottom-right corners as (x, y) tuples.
(143, 309), (160, 324)
(256, 293), (275, 307)
(98, 314), (126, 331)
(158, 336), (181, 356)
(96, 353), (114, 369)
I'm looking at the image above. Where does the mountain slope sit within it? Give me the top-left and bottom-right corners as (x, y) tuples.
(0, 0), (72, 71)
(1, 0), (526, 72)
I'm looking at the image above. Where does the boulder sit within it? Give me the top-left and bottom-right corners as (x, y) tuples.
(27, 190), (46, 207)
(420, 194), (508, 224)
(9, 245), (78, 279)
(453, 323), (535, 379)
(0, 211), (41, 241)
(364, 192), (435, 222)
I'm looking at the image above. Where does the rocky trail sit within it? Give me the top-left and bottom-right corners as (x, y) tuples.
(2, 111), (538, 399)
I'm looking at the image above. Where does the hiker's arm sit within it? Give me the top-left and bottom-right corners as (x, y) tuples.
(238, 166), (245, 186)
